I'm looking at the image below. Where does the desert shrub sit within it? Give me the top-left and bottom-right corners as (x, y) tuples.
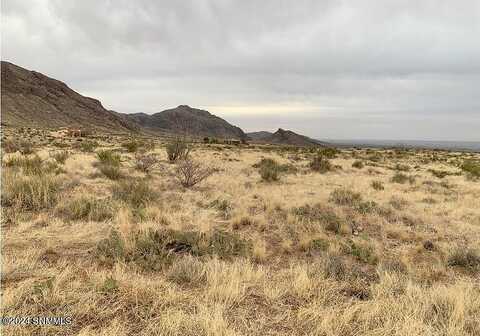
(391, 172), (415, 184)
(167, 255), (206, 285)
(389, 196), (409, 210)
(4, 155), (44, 175)
(58, 196), (115, 221)
(317, 147), (340, 159)
(428, 169), (450, 179)
(367, 154), (382, 162)
(448, 248), (480, 272)
(460, 160), (480, 179)
(210, 198), (232, 219)
(309, 155), (333, 173)
(324, 254), (346, 280)
(257, 158), (281, 182)
(329, 188), (362, 206)
(96, 150), (121, 166)
(378, 259), (408, 274)
(371, 180), (384, 190)
(121, 140), (140, 153)
(50, 150), (69, 164)
(355, 200), (379, 215)
(166, 138), (191, 163)
(309, 238), (329, 251)
(99, 164), (122, 180)
(293, 204), (344, 233)
(352, 160), (364, 169)
(343, 240), (378, 265)
(2, 170), (61, 210)
(134, 153), (158, 173)
(97, 230), (126, 261)
(113, 178), (157, 208)
(2, 139), (20, 153)
(97, 228), (249, 270)
(175, 158), (215, 187)
(19, 140), (34, 155)
(79, 140), (98, 152)
(394, 163), (411, 172)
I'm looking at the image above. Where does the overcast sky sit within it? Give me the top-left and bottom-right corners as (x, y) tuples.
(2, 1), (480, 141)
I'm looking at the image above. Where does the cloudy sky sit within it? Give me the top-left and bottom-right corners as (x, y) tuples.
(2, 1), (480, 141)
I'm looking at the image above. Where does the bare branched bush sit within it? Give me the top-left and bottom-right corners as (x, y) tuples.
(134, 153), (158, 173)
(166, 137), (191, 163)
(175, 158), (215, 188)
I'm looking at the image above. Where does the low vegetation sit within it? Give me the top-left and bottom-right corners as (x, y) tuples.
(1, 130), (480, 336)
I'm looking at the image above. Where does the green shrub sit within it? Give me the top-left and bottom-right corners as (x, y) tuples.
(391, 172), (415, 184)
(50, 150), (69, 164)
(394, 164), (411, 172)
(2, 170), (61, 210)
(448, 248), (480, 272)
(317, 147), (340, 159)
(309, 155), (333, 173)
(79, 140), (98, 152)
(19, 140), (34, 155)
(58, 196), (115, 221)
(343, 240), (378, 265)
(352, 160), (364, 169)
(4, 155), (44, 175)
(122, 140), (140, 153)
(96, 150), (121, 166)
(113, 178), (157, 208)
(99, 164), (122, 180)
(257, 158), (281, 182)
(461, 160), (480, 179)
(329, 188), (362, 206)
(166, 138), (191, 163)
(371, 180), (384, 190)
(97, 228), (250, 270)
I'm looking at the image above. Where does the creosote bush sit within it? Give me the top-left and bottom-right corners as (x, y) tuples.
(391, 172), (415, 184)
(166, 138), (191, 163)
(352, 160), (364, 169)
(121, 139), (140, 153)
(258, 158), (281, 182)
(78, 140), (98, 152)
(371, 180), (385, 190)
(448, 248), (480, 273)
(96, 150), (121, 166)
(309, 155), (333, 173)
(175, 158), (215, 187)
(99, 164), (122, 180)
(113, 178), (157, 208)
(461, 160), (480, 179)
(58, 196), (115, 221)
(329, 188), (362, 206)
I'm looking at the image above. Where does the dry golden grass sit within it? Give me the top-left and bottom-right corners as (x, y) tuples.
(1, 130), (480, 335)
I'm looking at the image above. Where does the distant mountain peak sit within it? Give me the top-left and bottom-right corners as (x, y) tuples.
(248, 128), (326, 147)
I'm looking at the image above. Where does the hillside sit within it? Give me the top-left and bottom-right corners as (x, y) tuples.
(248, 128), (327, 146)
(127, 105), (247, 140)
(1, 61), (137, 133)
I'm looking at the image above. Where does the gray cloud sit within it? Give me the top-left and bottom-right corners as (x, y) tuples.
(2, 0), (480, 140)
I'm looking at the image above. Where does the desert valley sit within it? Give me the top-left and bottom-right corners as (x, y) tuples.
(1, 61), (480, 335)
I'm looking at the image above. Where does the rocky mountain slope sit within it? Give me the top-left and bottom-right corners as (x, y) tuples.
(127, 105), (247, 140)
(247, 128), (326, 146)
(1, 61), (137, 133)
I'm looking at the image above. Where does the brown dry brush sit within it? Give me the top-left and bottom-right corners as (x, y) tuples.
(175, 158), (215, 187)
